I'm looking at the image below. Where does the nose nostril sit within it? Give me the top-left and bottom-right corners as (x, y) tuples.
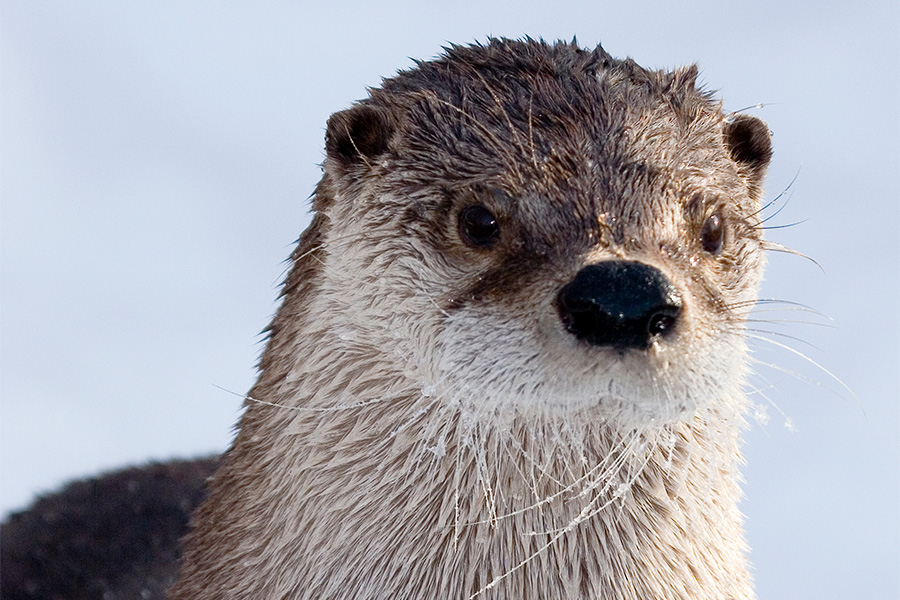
(647, 307), (680, 337)
(556, 261), (682, 350)
(559, 302), (612, 339)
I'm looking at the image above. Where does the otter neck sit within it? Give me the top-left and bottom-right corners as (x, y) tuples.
(174, 360), (753, 599)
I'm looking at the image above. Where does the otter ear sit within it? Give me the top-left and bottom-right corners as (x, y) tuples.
(325, 104), (396, 175)
(723, 114), (772, 184)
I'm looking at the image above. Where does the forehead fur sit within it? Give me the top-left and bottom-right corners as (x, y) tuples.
(377, 38), (709, 112)
(369, 38), (722, 188)
(334, 38), (750, 251)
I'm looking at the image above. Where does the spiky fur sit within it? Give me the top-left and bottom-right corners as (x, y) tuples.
(170, 38), (772, 599)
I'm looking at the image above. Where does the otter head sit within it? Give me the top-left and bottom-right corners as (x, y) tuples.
(171, 40), (773, 600)
(282, 40), (772, 437)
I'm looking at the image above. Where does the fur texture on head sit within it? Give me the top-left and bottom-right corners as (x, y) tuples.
(170, 38), (772, 600)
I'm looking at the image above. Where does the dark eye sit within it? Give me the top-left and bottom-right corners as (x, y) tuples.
(458, 205), (499, 248)
(701, 213), (725, 255)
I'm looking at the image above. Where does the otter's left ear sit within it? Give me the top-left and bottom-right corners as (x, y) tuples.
(325, 103), (396, 177)
(723, 114), (772, 185)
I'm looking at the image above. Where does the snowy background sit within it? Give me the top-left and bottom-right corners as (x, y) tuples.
(2, 2), (897, 598)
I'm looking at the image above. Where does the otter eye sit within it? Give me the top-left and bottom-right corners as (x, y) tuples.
(701, 213), (725, 255)
(458, 205), (499, 248)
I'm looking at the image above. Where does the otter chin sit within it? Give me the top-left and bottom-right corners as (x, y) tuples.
(168, 38), (773, 600)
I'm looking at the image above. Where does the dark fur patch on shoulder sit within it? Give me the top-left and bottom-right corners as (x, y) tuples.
(0, 457), (218, 600)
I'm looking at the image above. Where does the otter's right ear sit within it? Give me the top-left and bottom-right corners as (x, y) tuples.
(325, 104), (396, 175)
(723, 114), (773, 186)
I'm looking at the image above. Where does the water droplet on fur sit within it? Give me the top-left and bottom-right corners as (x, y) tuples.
(426, 437), (446, 458)
(752, 403), (770, 426)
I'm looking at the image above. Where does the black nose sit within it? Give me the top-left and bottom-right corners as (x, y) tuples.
(556, 261), (683, 350)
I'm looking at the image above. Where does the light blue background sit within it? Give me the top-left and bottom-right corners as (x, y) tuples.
(2, 2), (897, 598)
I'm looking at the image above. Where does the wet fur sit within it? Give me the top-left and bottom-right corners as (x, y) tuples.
(167, 38), (773, 599)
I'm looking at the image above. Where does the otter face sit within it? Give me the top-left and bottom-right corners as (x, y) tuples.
(170, 43), (769, 600)
(317, 47), (772, 429)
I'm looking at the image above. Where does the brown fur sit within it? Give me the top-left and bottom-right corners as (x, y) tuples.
(169, 39), (772, 599)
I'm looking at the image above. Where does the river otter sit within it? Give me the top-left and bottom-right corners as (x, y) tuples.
(169, 38), (772, 599)
(2, 38), (774, 599)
